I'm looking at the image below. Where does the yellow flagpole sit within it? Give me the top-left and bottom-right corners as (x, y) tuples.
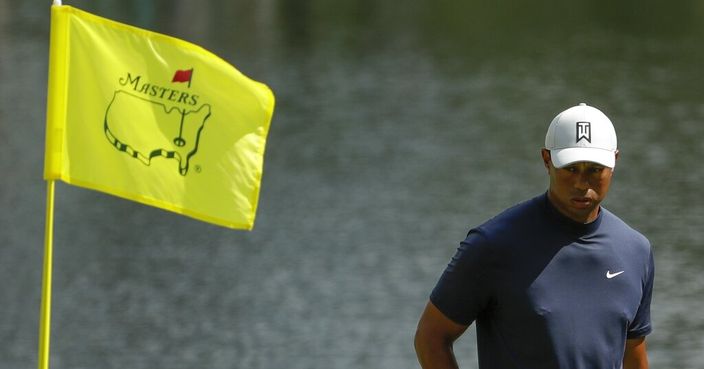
(40, 1), (61, 366)
(38, 180), (56, 369)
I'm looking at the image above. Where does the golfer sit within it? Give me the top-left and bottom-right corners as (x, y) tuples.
(415, 103), (653, 369)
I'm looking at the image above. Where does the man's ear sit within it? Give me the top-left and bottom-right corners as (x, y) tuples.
(541, 149), (552, 171)
(612, 149), (620, 171)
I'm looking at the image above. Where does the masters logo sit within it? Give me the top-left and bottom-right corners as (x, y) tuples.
(104, 68), (211, 176)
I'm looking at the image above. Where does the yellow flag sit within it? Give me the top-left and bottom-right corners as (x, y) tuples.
(44, 5), (275, 230)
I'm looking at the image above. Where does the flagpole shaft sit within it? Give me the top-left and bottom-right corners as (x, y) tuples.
(38, 180), (56, 369)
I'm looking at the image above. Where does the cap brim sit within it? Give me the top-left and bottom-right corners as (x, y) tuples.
(550, 147), (616, 168)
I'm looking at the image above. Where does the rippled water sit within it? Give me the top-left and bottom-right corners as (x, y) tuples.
(2, 1), (704, 368)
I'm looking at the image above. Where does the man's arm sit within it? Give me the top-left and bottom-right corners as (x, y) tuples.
(623, 337), (648, 369)
(414, 301), (469, 369)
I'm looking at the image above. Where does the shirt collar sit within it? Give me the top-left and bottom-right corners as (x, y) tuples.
(541, 191), (603, 236)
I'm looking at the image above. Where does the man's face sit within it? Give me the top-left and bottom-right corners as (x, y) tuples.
(541, 149), (618, 224)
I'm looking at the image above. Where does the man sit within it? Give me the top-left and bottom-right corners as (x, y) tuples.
(415, 103), (654, 369)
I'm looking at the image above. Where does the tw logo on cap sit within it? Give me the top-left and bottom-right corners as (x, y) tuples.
(576, 121), (591, 143)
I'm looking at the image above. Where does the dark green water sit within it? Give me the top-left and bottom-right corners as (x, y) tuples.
(2, 1), (703, 368)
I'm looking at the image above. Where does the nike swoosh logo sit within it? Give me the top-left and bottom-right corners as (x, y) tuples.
(606, 270), (625, 279)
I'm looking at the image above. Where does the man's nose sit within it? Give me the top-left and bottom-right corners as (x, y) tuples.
(574, 171), (590, 191)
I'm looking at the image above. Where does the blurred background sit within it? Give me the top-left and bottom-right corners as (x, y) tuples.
(2, 0), (703, 368)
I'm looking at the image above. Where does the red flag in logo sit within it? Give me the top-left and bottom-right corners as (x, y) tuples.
(172, 68), (193, 87)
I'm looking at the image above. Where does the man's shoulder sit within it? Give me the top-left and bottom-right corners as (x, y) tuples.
(473, 194), (546, 240)
(599, 207), (652, 249)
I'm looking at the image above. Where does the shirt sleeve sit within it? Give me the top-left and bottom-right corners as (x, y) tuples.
(430, 229), (496, 326)
(627, 247), (655, 338)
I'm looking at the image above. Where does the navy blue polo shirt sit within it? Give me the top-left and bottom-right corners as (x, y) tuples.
(430, 193), (654, 369)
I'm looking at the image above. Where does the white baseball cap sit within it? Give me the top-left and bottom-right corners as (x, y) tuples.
(544, 103), (618, 168)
